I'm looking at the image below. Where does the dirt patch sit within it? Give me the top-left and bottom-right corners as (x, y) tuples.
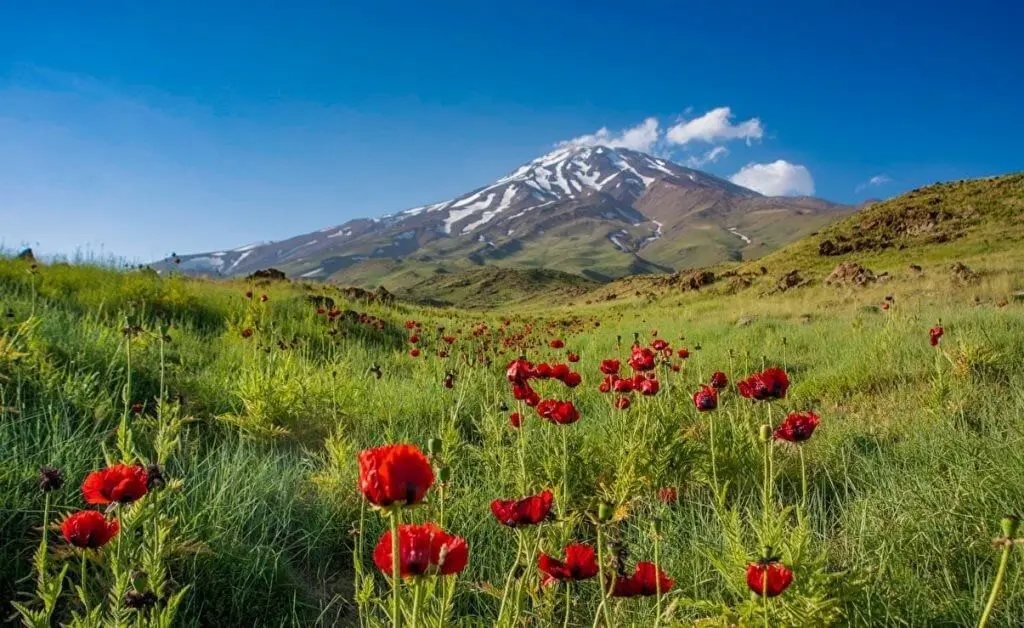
(826, 261), (876, 287)
(246, 268), (287, 281)
(949, 262), (978, 283)
(774, 270), (810, 293)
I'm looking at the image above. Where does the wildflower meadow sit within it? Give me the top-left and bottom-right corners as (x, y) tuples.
(1, 251), (1023, 627)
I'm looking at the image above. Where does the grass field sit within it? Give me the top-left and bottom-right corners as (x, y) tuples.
(2, 176), (1024, 627)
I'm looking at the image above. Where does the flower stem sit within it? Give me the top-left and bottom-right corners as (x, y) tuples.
(978, 541), (1013, 627)
(763, 593), (770, 628)
(80, 551), (89, 609)
(496, 532), (524, 625)
(653, 525), (662, 628)
(410, 578), (422, 628)
(390, 509), (403, 627)
(799, 445), (808, 524)
(709, 413), (719, 502)
(593, 527), (613, 628)
(563, 582), (572, 628)
(561, 427), (570, 516)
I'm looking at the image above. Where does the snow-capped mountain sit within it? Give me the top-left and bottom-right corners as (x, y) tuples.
(162, 145), (850, 285)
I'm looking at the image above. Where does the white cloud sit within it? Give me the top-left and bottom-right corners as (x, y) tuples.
(855, 174), (892, 192)
(684, 146), (729, 168)
(729, 160), (815, 196)
(559, 117), (660, 153)
(666, 107), (764, 146)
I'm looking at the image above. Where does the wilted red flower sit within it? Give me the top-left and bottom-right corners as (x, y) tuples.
(710, 371), (728, 390)
(929, 326), (944, 347)
(81, 464), (149, 505)
(549, 339), (565, 349)
(692, 386), (718, 411)
(260, 294), (268, 303)
(61, 511), (120, 548)
(746, 560), (794, 597)
(373, 523), (468, 577)
(677, 347), (690, 359)
(538, 544), (599, 583)
(599, 359), (620, 375)
(438, 350), (449, 358)
(615, 396), (631, 410)
(241, 328), (254, 339)
(651, 339), (669, 352)
(409, 334), (420, 344)
(536, 399), (580, 425)
(509, 412), (522, 428)
(409, 348), (421, 358)
(245, 290), (253, 299)
(490, 489), (554, 527)
(611, 562), (675, 597)
(567, 352), (580, 363)
(628, 347), (656, 372)
(638, 378), (660, 396)
(657, 487), (678, 504)
(358, 444), (434, 507)
(130, 402), (144, 415)
(773, 411), (820, 443)
(737, 368), (790, 401)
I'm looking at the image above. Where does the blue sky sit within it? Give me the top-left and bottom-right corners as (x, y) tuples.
(2, 1), (1022, 262)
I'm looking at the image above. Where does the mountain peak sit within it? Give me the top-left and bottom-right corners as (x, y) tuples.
(161, 145), (848, 284)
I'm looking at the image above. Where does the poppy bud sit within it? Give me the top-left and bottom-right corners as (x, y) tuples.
(1002, 515), (1020, 539)
(39, 466), (63, 492)
(598, 502), (614, 523)
(438, 466), (452, 483)
(759, 424), (772, 443)
(427, 438), (443, 456)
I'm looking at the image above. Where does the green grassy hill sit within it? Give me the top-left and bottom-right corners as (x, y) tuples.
(2, 172), (1024, 626)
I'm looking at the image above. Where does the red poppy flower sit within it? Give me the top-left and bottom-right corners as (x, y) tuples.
(710, 371), (729, 390)
(628, 347), (656, 372)
(563, 372), (582, 388)
(536, 399), (580, 425)
(611, 562), (674, 597)
(929, 326), (944, 347)
(881, 302), (890, 311)
(567, 353), (580, 363)
(612, 378), (634, 393)
(692, 386), (718, 411)
(657, 487), (678, 504)
(670, 363), (681, 372)
(599, 375), (617, 393)
(409, 348), (421, 358)
(438, 350), (449, 358)
(639, 378), (660, 396)
(509, 412), (522, 428)
(773, 411), (820, 442)
(615, 396), (631, 410)
(61, 511), (120, 549)
(535, 363), (554, 379)
(241, 328), (254, 339)
(409, 334), (420, 344)
(746, 560), (794, 597)
(550, 363), (571, 381)
(81, 464), (149, 505)
(599, 359), (620, 375)
(317, 307), (327, 315)
(373, 523), (468, 577)
(651, 339), (669, 352)
(538, 544), (599, 583)
(358, 444), (434, 507)
(245, 290), (253, 299)
(737, 368), (790, 401)
(507, 359), (535, 384)
(549, 339), (565, 349)
(405, 320), (417, 330)
(677, 347), (690, 359)
(490, 489), (554, 527)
